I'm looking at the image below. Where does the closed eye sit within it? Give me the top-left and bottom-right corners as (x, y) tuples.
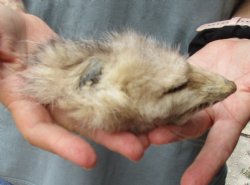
(79, 58), (103, 87)
(163, 81), (188, 94)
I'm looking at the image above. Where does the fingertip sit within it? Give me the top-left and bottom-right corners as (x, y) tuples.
(92, 131), (145, 161)
(180, 171), (197, 185)
(67, 138), (97, 169)
(18, 120), (98, 169)
(51, 132), (97, 169)
(76, 153), (97, 170)
(119, 134), (145, 161)
(180, 165), (212, 185)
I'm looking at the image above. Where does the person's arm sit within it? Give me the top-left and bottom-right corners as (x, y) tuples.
(149, 1), (250, 185)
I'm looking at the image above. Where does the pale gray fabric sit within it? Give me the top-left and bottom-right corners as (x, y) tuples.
(0, 0), (239, 184)
(24, 0), (238, 53)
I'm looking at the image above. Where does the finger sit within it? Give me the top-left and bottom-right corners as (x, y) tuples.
(8, 99), (97, 169)
(180, 119), (241, 185)
(138, 134), (150, 150)
(1, 77), (145, 164)
(148, 125), (183, 144)
(49, 105), (149, 161)
(149, 111), (212, 145)
(89, 130), (146, 161)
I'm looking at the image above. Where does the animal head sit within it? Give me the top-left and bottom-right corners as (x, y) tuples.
(21, 31), (236, 133)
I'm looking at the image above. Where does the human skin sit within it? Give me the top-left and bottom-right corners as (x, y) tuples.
(149, 2), (250, 185)
(0, 6), (149, 168)
(149, 39), (250, 185)
(1, 1), (250, 185)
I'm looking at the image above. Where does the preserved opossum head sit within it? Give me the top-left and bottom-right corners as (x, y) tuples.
(20, 31), (236, 133)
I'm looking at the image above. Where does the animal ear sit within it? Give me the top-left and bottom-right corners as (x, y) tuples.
(79, 57), (103, 87)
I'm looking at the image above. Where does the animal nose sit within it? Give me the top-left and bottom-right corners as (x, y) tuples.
(224, 79), (237, 94)
(220, 79), (237, 99)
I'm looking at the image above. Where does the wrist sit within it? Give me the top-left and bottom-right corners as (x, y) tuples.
(188, 17), (250, 55)
(196, 17), (250, 32)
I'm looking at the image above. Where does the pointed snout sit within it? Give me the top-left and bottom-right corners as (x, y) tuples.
(204, 75), (237, 101)
(220, 78), (237, 98)
(189, 65), (237, 101)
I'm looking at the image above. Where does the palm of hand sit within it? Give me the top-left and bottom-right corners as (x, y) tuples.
(192, 39), (250, 125)
(0, 7), (148, 169)
(149, 39), (250, 185)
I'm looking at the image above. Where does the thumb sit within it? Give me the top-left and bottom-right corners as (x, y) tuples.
(181, 119), (241, 185)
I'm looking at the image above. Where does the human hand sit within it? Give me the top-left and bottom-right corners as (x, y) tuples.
(0, 6), (149, 168)
(149, 39), (250, 185)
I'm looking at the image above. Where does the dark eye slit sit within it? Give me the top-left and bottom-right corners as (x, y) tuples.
(164, 81), (188, 94)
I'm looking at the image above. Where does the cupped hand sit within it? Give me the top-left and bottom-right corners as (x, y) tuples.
(149, 39), (250, 185)
(0, 6), (149, 169)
